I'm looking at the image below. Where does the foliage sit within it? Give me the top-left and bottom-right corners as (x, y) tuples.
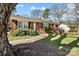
(8, 35), (33, 41)
(26, 29), (38, 36)
(43, 8), (50, 19)
(10, 29), (38, 36)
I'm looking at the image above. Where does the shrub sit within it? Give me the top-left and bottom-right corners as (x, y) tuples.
(10, 29), (38, 36)
(27, 29), (38, 36)
(10, 29), (23, 36)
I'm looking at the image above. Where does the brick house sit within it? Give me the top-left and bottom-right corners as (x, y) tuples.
(9, 16), (43, 31)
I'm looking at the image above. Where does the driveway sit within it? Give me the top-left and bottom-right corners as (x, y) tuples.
(9, 34), (48, 45)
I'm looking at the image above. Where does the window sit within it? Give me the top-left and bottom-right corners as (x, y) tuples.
(17, 22), (28, 28)
(22, 22), (28, 28)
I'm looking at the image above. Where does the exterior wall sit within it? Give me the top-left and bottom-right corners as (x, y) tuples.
(68, 26), (79, 32)
(28, 22), (33, 29)
(10, 16), (43, 31)
(9, 20), (17, 31)
(28, 22), (43, 30)
(36, 22), (43, 30)
(9, 20), (29, 31)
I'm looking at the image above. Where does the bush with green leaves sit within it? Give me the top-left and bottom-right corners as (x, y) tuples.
(26, 29), (38, 36)
(11, 29), (38, 36)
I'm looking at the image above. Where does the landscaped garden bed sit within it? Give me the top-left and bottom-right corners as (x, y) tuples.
(8, 29), (39, 41)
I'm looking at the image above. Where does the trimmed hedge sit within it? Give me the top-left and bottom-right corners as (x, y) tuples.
(11, 29), (38, 36)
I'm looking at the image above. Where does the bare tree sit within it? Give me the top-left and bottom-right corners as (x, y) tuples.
(50, 4), (68, 22)
(73, 3), (79, 25)
(31, 9), (43, 19)
(67, 3), (79, 25)
(0, 3), (17, 56)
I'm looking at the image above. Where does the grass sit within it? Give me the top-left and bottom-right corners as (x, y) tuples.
(41, 34), (79, 56)
(8, 33), (79, 55)
(8, 35), (33, 41)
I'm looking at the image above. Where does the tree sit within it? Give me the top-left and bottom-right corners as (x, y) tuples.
(31, 9), (43, 19)
(11, 9), (17, 16)
(67, 3), (79, 25)
(63, 19), (76, 25)
(73, 3), (79, 25)
(0, 3), (17, 56)
(43, 8), (50, 19)
(50, 4), (68, 22)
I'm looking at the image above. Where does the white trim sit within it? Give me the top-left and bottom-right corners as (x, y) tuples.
(33, 23), (36, 30)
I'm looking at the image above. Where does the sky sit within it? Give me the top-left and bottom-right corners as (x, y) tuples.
(15, 3), (50, 17)
(14, 3), (55, 17)
(14, 3), (75, 20)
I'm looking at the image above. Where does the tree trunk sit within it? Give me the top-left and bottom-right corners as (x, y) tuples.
(0, 3), (17, 56)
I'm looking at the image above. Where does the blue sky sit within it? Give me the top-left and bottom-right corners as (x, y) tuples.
(15, 3), (72, 19)
(15, 3), (55, 17)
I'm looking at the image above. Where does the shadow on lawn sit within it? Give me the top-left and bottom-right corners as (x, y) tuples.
(41, 34), (79, 55)
(12, 34), (79, 56)
(60, 37), (79, 55)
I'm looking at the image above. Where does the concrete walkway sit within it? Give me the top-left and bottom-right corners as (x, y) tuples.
(9, 34), (48, 45)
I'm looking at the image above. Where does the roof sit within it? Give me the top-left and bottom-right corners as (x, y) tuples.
(10, 16), (42, 22)
(68, 25), (79, 27)
(10, 16), (60, 24)
(42, 20), (60, 25)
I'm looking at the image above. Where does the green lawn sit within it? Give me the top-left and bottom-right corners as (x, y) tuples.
(41, 34), (79, 56)
(8, 35), (33, 41)
(8, 33), (79, 55)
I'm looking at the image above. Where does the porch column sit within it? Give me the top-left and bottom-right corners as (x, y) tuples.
(33, 23), (36, 30)
(26, 22), (28, 29)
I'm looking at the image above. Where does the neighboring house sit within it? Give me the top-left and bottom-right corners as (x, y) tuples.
(67, 25), (79, 35)
(68, 25), (79, 32)
(9, 16), (43, 31)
